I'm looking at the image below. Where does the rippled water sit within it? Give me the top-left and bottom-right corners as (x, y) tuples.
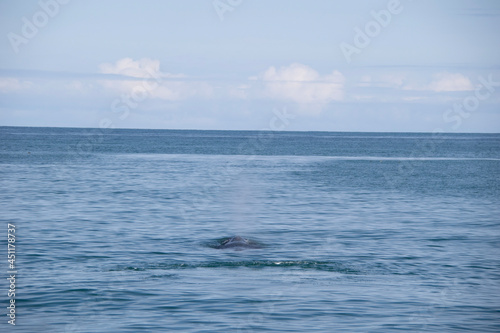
(1, 127), (499, 332)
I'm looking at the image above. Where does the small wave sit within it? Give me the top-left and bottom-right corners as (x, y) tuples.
(112, 153), (500, 162)
(108, 260), (360, 274)
(321, 156), (500, 161)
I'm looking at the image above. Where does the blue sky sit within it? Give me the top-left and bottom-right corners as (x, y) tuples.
(1, 0), (499, 132)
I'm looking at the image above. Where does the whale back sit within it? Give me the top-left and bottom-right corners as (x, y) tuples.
(215, 236), (262, 250)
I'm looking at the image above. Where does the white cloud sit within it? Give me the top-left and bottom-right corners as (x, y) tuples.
(258, 63), (345, 107)
(99, 58), (212, 101)
(356, 73), (406, 88)
(100, 57), (163, 79)
(403, 72), (474, 92)
(0, 78), (32, 93)
(379, 74), (405, 88)
(427, 72), (474, 92)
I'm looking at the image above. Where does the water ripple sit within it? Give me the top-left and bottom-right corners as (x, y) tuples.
(108, 260), (361, 274)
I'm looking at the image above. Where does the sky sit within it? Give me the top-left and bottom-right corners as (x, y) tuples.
(0, 0), (499, 132)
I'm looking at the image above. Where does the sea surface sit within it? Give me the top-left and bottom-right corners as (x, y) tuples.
(1, 126), (499, 332)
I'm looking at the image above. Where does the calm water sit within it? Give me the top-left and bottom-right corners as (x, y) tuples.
(1, 126), (499, 332)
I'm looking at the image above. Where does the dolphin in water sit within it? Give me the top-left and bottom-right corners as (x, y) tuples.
(214, 236), (263, 250)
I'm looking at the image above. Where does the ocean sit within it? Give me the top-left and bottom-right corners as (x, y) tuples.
(1, 126), (499, 332)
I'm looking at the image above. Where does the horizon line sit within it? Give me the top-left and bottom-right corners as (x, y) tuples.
(1, 125), (499, 135)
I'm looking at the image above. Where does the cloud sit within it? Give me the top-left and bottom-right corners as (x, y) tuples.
(427, 72), (474, 92)
(100, 57), (162, 78)
(0, 78), (32, 93)
(378, 74), (405, 88)
(358, 75), (372, 87)
(403, 72), (474, 92)
(355, 73), (407, 89)
(98, 58), (212, 101)
(2, 61), (348, 109)
(257, 63), (345, 107)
